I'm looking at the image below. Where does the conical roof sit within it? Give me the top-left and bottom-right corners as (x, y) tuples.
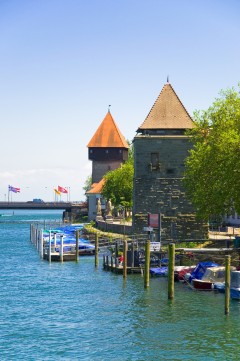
(87, 111), (129, 148)
(86, 178), (105, 194)
(138, 82), (195, 130)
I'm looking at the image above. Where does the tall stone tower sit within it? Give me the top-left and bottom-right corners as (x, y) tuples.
(87, 110), (129, 220)
(132, 81), (208, 241)
(87, 110), (129, 182)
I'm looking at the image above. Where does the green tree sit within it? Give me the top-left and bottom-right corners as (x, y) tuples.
(101, 155), (134, 209)
(184, 84), (240, 220)
(83, 175), (92, 198)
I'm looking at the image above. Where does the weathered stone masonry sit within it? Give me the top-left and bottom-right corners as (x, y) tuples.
(132, 83), (208, 241)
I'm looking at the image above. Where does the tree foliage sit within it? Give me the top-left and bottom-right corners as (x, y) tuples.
(83, 175), (92, 196)
(101, 144), (134, 209)
(184, 84), (240, 220)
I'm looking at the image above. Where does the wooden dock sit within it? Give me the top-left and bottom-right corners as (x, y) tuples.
(102, 254), (143, 274)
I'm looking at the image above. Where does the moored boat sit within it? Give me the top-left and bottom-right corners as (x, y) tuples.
(150, 265), (196, 279)
(192, 266), (236, 291)
(230, 270), (240, 300)
(188, 261), (219, 283)
(43, 224), (95, 256)
(150, 266), (168, 277)
(174, 265), (196, 282)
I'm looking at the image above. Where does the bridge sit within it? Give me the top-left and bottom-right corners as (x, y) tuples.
(0, 201), (81, 210)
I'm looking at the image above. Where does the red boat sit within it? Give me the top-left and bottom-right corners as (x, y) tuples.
(192, 266), (235, 291)
(192, 278), (215, 290)
(174, 265), (196, 282)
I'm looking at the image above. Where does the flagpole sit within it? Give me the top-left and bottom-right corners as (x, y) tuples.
(8, 186), (9, 203)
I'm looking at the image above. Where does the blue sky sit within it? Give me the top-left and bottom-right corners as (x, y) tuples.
(0, 0), (239, 202)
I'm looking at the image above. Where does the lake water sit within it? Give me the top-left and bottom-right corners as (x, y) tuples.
(0, 209), (240, 360)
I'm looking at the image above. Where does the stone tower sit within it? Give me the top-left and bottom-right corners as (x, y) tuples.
(87, 110), (129, 183)
(132, 81), (208, 241)
(87, 110), (129, 220)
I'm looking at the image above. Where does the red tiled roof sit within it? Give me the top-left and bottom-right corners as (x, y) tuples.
(138, 82), (195, 130)
(87, 111), (129, 148)
(86, 178), (105, 194)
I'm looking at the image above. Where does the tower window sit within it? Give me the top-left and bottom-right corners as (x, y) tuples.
(149, 153), (160, 171)
(151, 153), (160, 168)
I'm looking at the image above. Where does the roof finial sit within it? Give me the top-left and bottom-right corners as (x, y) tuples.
(167, 75), (169, 83)
(108, 105), (111, 112)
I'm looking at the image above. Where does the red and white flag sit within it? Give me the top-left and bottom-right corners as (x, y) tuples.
(58, 185), (68, 194)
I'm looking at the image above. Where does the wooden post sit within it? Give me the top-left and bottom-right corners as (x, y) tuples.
(48, 230), (52, 263)
(95, 233), (99, 267)
(123, 240), (128, 278)
(131, 241), (134, 268)
(39, 230), (44, 259)
(225, 255), (231, 315)
(30, 224), (32, 243)
(144, 239), (150, 288)
(36, 227), (38, 247)
(60, 235), (63, 262)
(168, 243), (175, 300)
(75, 230), (79, 262)
(114, 241), (118, 270)
(54, 232), (57, 248)
(35, 227), (38, 247)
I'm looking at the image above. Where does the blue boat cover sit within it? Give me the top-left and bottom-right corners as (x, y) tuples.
(189, 261), (219, 282)
(150, 267), (168, 276)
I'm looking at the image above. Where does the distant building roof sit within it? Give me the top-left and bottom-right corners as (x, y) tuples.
(86, 178), (105, 195)
(87, 111), (129, 148)
(137, 82), (195, 131)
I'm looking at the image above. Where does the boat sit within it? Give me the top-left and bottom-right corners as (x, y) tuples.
(43, 224), (95, 256)
(150, 265), (196, 279)
(55, 241), (95, 255)
(188, 261), (219, 283)
(174, 265), (196, 282)
(213, 282), (225, 293)
(192, 266), (236, 291)
(150, 266), (168, 277)
(230, 270), (240, 300)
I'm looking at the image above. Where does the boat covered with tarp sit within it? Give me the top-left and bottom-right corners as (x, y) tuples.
(192, 266), (236, 291)
(230, 270), (240, 300)
(43, 224), (95, 255)
(188, 261), (219, 283)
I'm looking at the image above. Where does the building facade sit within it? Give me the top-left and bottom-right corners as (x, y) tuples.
(132, 81), (208, 241)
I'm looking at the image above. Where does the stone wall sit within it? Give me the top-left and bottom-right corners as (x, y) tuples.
(92, 160), (123, 183)
(133, 135), (208, 241)
(97, 220), (133, 235)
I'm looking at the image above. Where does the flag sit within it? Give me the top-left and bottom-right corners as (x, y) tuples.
(58, 185), (68, 194)
(8, 185), (20, 193)
(54, 188), (61, 195)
